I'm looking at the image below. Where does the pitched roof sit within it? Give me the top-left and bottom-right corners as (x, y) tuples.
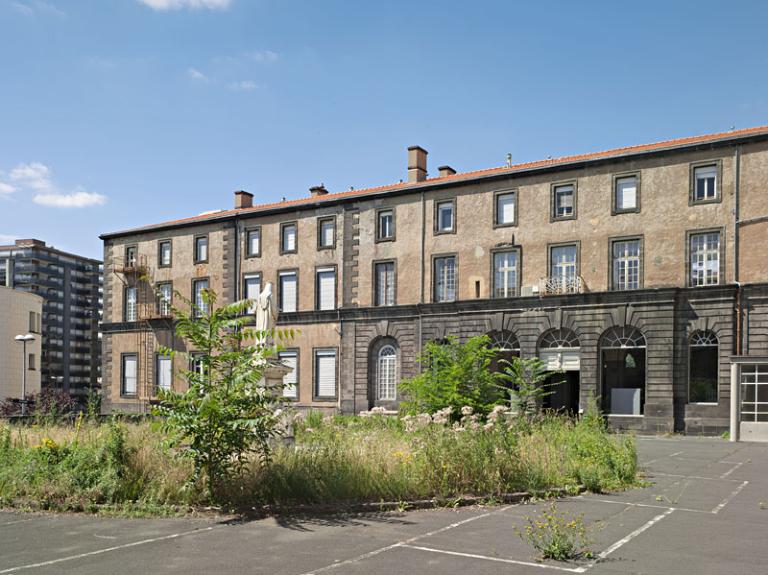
(102, 124), (768, 239)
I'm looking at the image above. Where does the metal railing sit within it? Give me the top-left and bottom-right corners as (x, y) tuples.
(541, 276), (585, 295)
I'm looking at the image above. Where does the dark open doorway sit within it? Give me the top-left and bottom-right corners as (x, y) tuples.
(543, 371), (580, 413)
(602, 348), (646, 415)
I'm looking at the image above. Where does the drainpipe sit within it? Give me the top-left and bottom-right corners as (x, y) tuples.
(730, 147), (742, 443)
(420, 190), (426, 304)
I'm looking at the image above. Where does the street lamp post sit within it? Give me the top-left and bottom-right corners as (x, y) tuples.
(14, 334), (35, 416)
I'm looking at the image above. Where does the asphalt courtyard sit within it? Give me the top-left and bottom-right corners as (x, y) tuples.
(1, 436), (766, 574)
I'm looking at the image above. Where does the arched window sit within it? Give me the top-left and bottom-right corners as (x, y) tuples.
(377, 345), (398, 401)
(539, 328), (580, 349)
(600, 326), (646, 415)
(487, 330), (520, 375)
(689, 330), (718, 403)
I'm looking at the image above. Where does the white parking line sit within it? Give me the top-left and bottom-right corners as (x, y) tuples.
(588, 508), (675, 566)
(650, 472), (742, 483)
(399, 544), (584, 573)
(587, 498), (709, 514)
(0, 518), (39, 527)
(720, 462), (743, 479)
(711, 481), (749, 514)
(0, 526), (214, 574)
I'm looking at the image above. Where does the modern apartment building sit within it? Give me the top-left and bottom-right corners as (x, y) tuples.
(0, 239), (102, 400)
(100, 126), (768, 436)
(0, 286), (43, 401)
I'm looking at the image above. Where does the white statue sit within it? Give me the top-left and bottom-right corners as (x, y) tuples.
(254, 282), (276, 334)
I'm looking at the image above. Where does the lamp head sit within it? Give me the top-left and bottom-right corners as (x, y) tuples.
(14, 334), (35, 342)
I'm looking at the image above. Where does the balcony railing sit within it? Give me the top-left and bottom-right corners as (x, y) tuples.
(541, 276), (585, 295)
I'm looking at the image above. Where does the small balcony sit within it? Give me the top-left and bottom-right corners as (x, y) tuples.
(541, 276), (586, 295)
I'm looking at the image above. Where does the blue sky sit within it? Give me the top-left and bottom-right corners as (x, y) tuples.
(1, 0), (766, 260)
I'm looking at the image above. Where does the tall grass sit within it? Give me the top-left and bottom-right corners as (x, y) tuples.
(0, 409), (637, 515)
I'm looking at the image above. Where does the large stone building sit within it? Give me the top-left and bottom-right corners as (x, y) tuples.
(0, 286), (43, 401)
(100, 126), (768, 436)
(0, 239), (102, 400)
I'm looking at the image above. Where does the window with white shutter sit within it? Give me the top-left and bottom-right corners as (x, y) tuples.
(246, 228), (261, 257)
(314, 349), (337, 398)
(316, 267), (336, 310)
(279, 271), (297, 312)
(156, 354), (172, 391)
(693, 165), (718, 202)
(122, 354), (137, 395)
(318, 218), (335, 248)
(244, 273), (261, 314)
(495, 192), (516, 226)
(281, 223), (297, 253)
(374, 261), (396, 306)
(279, 351), (298, 398)
(615, 176), (638, 212)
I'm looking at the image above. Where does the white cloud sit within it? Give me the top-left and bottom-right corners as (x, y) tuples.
(227, 80), (257, 91)
(11, 1), (65, 17)
(10, 162), (53, 192)
(33, 190), (107, 208)
(0, 182), (16, 195)
(0, 234), (19, 244)
(187, 67), (210, 82)
(138, 0), (231, 11)
(247, 50), (278, 63)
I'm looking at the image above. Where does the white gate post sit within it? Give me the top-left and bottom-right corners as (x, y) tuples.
(730, 362), (740, 443)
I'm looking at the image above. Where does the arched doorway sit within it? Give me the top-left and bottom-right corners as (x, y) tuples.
(369, 338), (399, 409)
(600, 326), (647, 415)
(487, 330), (520, 375)
(538, 328), (581, 413)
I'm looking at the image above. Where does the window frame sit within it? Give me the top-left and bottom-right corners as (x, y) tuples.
(280, 221), (298, 255)
(120, 353), (138, 397)
(312, 347), (339, 401)
(316, 216), (336, 250)
(277, 268), (299, 313)
(493, 189), (518, 228)
(547, 241), (580, 282)
(687, 331), (719, 405)
(689, 160), (723, 206)
(376, 344), (398, 401)
(193, 235), (209, 264)
(157, 239), (172, 268)
(125, 245), (138, 267)
(686, 228), (725, 288)
(490, 247), (522, 299)
(372, 259), (397, 307)
(154, 352), (173, 394)
(375, 208), (396, 242)
(314, 265), (338, 311)
(550, 181), (577, 221)
(156, 281), (173, 317)
(278, 348), (300, 401)
(191, 277), (210, 318)
(245, 226), (261, 258)
(611, 172), (641, 215)
(608, 235), (644, 291)
(124, 286), (138, 322)
(434, 198), (457, 235)
(243, 272), (262, 314)
(432, 253), (458, 303)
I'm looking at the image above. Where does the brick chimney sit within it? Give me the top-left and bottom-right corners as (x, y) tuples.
(310, 184), (328, 198)
(408, 146), (428, 183)
(438, 165), (456, 178)
(234, 190), (253, 209)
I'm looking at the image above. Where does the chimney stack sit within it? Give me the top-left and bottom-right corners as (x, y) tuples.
(438, 165), (456, 178)
(310, 184), (328, 198)
(407, 146), (428, 183)
(234, 190), (253, 209)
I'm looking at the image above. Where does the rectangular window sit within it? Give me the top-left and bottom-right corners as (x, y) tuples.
(374, 261), (396, 306)
(156, 354), (172, 391)
(122, 354), (137, 395)
(550, 244), (577, 285)
(194, 236), (208, 263)
(434, 256), (457, 302)
(318, 218), (335, 249)
(693, 165), (718, 202)
(495, 191), (516, 226)
(493, 250), (519, 298)
(279, 271), (297, 313)
(316, 267), (336, 311)
(611, 239), (641, 290)
(376, 209), (395, 241)
(192, 279), (209, 317)
(125, 286), (137, 322)
(28, 353), (35, 370)
(28, 311), (37, 333)
(279, 350), (298, 399)
(243, 273), (261, 314)
(435, 201), (455, 233)
(125, 245), (137, 267)
(553, 184), (575, 219)
(157, 282), (172, 316)
(246, 228), (261, 257)
(158, 240), (172, 267)
(281, 222), (297, 253)
(615, 176), (638, 212)
(690, 231), (721, 286)
(189, 353), (206, 376)
(740, 364), (768, 423)
(314, 349), (337, 399)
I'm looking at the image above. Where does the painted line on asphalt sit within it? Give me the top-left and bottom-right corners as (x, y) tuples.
(643, 450), (684, 466)
(300, 506), (512, 575)
(586, 498), (709, 514)
(0, 518), (40, 527)
(720, 462), (743, 478)
(711, 481), (749, 514)
(650, 472), (743, 483)
(589, 508), (675, 565)
(0, 526), (215, 574)
(399, 544), (585, 573)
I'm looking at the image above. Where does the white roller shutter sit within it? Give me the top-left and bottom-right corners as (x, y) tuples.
(315, 350), (337, 397)
(280, 352), (298, 398)
(123, 355), (137, 394)
(280, 272), (297, 313)
(244, 274), (261, 314)
(317, 268), (336, 310)
(156, 356), (172, 390)
(498, 193), (515, 224)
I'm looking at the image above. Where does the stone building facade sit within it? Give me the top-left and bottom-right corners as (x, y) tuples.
(100, 126), (768, 434)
